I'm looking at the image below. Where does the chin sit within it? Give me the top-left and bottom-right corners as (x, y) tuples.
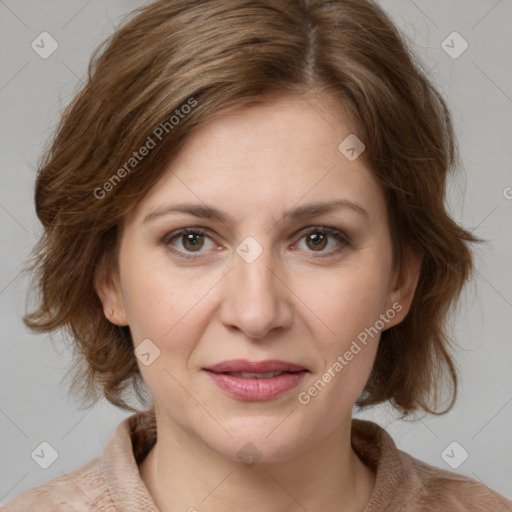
(200, 415), (311, 465)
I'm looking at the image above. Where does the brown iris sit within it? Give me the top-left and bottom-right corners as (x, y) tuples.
(182, 233), (205, 252)
(305, 232), (328, 251)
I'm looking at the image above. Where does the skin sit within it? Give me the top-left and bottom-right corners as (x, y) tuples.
(95, 92), (422, 512)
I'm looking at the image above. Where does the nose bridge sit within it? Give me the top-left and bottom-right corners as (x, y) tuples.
(235, 239), (275, 296)
(220, 236), (291, 339)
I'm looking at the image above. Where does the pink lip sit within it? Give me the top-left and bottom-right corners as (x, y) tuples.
(203, 359), (308, 401)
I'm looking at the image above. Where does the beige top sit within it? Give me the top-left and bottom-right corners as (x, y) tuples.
(3, 411), (511, 511)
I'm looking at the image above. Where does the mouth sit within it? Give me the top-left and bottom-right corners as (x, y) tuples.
(204, 359), (308, 374)
(203, 359), (309, 400)
(214, 371), (296, 379)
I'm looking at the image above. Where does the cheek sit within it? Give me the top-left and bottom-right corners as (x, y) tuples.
(294, 251), (391, 412)
(296, 272), (385, 431)
(118, 250), (202, 351)
(295, 254), (392, 342)
(120, 265), (207, 403)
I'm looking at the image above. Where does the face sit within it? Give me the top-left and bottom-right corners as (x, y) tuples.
(96, 93), (420, 463)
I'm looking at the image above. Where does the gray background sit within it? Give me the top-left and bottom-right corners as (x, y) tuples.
(1, 0), (511, 505)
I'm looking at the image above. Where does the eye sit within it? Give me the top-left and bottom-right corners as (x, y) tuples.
(293, 226), (350, 257)
(162, 225), (350, 260)
(163, 227), (216, 258)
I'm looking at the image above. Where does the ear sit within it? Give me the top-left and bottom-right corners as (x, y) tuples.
(93, 251), (129, 326)
(384, 245), (422, 329)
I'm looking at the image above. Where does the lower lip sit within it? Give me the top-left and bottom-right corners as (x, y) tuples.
(204, 370), (307, 401)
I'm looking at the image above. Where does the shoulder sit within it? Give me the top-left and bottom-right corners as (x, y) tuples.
(2, 411), (155, 511)
(1, 457), (114, 511)
(400, 451), (512, 511)
(2, 487), (78, 512)
(351, 419), (512, 512)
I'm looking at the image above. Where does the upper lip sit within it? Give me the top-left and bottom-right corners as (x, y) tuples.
(204, 359), (308, 373)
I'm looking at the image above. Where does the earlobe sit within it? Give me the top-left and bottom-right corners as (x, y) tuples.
(386, 246), (422, 328)
(93, 253), (129, 326)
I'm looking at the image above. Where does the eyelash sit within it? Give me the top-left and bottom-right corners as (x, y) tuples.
(162, 226), (351, 260)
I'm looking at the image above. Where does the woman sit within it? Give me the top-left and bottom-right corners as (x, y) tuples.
(4, 0), (511, 510)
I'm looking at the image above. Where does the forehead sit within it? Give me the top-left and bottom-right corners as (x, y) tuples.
(129, 93), (386, 227)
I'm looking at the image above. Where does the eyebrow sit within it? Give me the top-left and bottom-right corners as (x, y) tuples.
(143, 199), (368, 225)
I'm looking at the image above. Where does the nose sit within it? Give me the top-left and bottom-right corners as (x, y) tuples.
(218, 243), (294, 340)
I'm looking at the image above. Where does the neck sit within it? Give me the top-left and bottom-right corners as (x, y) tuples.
(139, 412), (376, 512)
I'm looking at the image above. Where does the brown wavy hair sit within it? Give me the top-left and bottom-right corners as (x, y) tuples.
(22, 0), (481, 416)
